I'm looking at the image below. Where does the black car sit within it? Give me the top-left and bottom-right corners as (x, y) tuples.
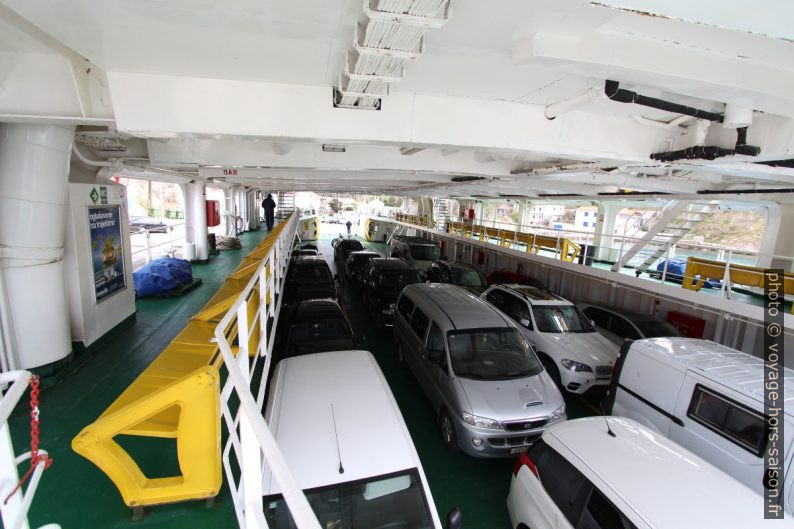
(332, 237), (365, 262)
(282, 256), (338, 306)
(424, 260), (488, 295)
(362, 258), (421, 328)
(129, 215), (170, 233)
(283, 299), (358, 358)
(579, 303), (684, 345)
(291, 248), (318, 258)
(344, 250), (381, 283)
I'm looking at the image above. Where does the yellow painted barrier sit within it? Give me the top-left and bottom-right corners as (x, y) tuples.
(682, 256), (794, 312)
(72, 215), (293, 508)
(393, 212), (433, 227)
(446, 220), (581, 263)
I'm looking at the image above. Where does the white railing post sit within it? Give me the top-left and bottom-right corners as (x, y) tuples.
(0, 371), (57, 529)
(722, 250), (733, 299)
(235, 302), (263, 529)
(145, 230), (152, 263)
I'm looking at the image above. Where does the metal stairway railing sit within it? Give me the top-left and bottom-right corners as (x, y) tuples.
(611, 201), (719, 273)
(631, 202), (720, 275)
(433, 198), (448, 231)
(278, 192), (296, 219)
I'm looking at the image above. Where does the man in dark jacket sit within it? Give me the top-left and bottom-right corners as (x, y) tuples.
(262, 193), (276, 231)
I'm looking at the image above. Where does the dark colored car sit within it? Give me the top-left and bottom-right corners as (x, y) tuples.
(332, 237), (365, 262)
(291, 248), (318, 258)
(344, 250), (381, 283)
(362, 258), (421, 328)
(424, 260), (488, 295)
(579, 303), (684, 345)
(283, 299), (358, 358)
(129, 215), (169, 233)
(485, 270), (540, 287)
(282, 256), (338, 306)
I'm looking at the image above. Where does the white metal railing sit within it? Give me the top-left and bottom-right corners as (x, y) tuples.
(0, 370), (58, 529)
(213, 211), (321, 529)
(410, 213), (792, 307)
(442, 214), (767, 270)
(130, 223), (186, 271)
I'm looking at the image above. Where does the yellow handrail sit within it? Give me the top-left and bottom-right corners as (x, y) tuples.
(72, 215), (294, 508)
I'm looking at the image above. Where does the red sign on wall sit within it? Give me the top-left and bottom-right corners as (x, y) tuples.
(666, 311), (706, 338)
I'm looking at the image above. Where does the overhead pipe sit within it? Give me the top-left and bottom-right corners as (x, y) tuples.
(651, 126), (761, 162)
(544, 87), (600, 120)
(604, 80), (724, 122)
(72, 143), (115, 167)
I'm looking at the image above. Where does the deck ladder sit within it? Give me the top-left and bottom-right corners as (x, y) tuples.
(611, 201), (719, 274)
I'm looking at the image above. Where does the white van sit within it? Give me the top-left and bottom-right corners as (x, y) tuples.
(606, 337), (794, 514)
(508, 416), (794, 529)
(264, 350), (461, 529)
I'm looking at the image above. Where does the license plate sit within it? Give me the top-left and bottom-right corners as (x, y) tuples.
(510, 447), (528, 455)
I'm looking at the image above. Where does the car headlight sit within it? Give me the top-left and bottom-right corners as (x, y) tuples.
(462, 412), (500, 430)
(549, 405), (566, 422)
(560, 358), (593, 372)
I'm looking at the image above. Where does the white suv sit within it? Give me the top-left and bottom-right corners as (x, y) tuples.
(264, 350), (461, 529)
(508, 416), (793, 529)
(481, 284), (619, 394)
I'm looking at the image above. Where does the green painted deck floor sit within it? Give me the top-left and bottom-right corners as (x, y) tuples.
(13, 230), (598, 529)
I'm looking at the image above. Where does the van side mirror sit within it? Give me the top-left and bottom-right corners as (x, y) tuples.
(520, 318), (532, 329)
(445, 507), (462, 529)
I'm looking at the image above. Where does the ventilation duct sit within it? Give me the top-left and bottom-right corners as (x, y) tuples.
(334, 0), (451, 110)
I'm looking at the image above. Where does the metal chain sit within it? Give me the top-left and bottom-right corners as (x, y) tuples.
(3, 375), (52, 505)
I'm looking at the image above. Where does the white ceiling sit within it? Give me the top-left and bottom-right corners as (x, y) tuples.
(2, 0), (794, 199)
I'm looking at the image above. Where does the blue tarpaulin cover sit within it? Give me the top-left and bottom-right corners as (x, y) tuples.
(133, 257), (194, 298)
(656, 258), (722, 289)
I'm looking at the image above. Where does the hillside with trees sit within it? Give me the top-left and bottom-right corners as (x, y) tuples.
(685, 210), (765, 251)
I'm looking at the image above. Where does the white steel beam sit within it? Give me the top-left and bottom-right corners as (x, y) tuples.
(107, 72), (671, 163)
(514, 30), (794, 118)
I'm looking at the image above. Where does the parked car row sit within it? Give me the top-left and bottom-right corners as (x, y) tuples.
(265, 238), (461, 529)
(267, 235), (792, 528)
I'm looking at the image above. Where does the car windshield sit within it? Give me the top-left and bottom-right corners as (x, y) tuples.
(451, 267), (485, 287)
(635, 320), (683, 338)
(410, 245), (440, 261)
(532, 305), (595, 333)
(264, 469), (435, 529)
(447, 328), (543, 380)
(289, 317), (354, 355)
(380, 270), (420, 289)
(294, 264), (333, 282)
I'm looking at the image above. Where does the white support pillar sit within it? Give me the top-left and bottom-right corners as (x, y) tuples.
(520, 201), (534, 227)
(594, 202), (620, 262)
(246, 189), (258, 231)
(0, 123), (75, 370)
(757, 203), (794, 272)
(186, 181), (209, 261)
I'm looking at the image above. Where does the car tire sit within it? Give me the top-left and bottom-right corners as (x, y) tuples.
(439, 409), (459, 453)
(539, 354), (562, 388)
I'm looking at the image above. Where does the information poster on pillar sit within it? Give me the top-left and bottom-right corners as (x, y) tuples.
(88, 206), (126, 303)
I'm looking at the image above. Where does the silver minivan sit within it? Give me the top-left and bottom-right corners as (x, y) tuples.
(393, 283), (566, 457)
